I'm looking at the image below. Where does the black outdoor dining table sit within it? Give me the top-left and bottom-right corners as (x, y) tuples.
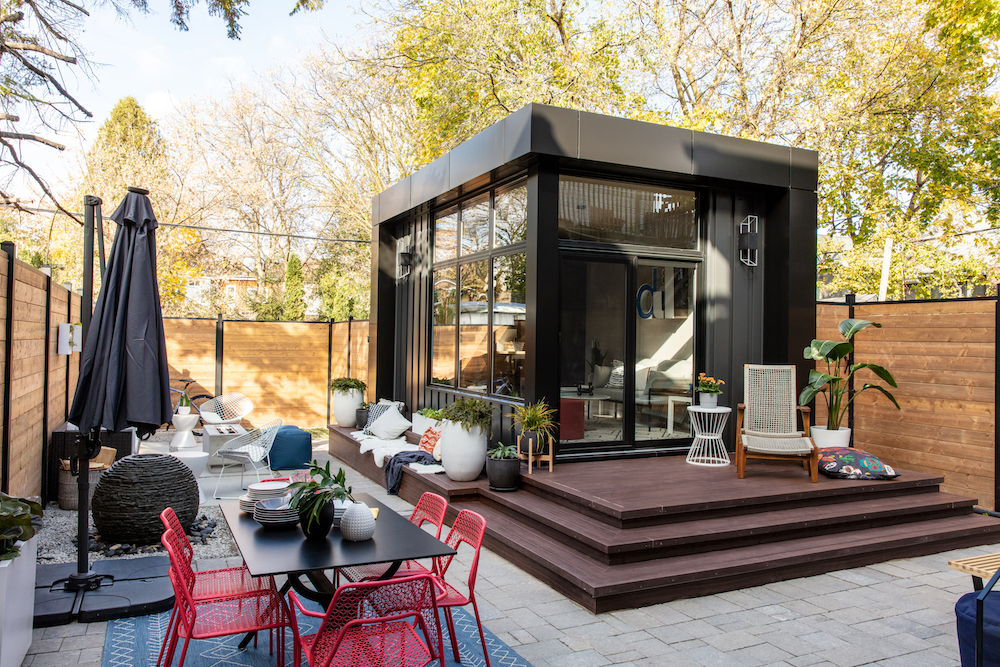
(221, 492), (456, 645)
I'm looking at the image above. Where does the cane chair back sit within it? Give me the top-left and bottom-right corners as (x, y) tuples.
(737, 364), (819, 482)
(199, 392), (254, 425)
(341, 492), (448, 583)
(289, 574), (442, 667)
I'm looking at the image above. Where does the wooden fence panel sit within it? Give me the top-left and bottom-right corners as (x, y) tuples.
(164, 319), (216, 400)
(816, 300), (997, 509)
(222, 321), (331, 427)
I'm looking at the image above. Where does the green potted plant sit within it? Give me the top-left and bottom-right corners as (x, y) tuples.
(694, 373), (725, 408)
(177, 390), (193, 415)
(330, 378), (367, 428)
(288, 460), (354, 540)
(1, 493), (42, 667)
(799, 318), (899, 447)
(510, 399), (557, 454)
(485, 442), (520, 491)
(439, 398), (494, 481)
(413, 407), (444, 435)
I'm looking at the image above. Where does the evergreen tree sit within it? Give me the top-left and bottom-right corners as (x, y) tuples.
(284, 254), (306, 320)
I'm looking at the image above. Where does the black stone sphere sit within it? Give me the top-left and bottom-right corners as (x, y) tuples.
(92, 453), (199, 545)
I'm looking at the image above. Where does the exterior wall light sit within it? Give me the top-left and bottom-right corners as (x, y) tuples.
(739, 215), (758, 267)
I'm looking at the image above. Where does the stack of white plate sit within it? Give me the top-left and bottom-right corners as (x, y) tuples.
(253, 496), (299, 530)
(332, 499), (349, 527)
(238, 480), (291, 513)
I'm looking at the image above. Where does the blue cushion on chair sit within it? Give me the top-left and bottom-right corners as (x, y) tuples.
(956, 590), (1000, 666)
(268, 425), (312, 470)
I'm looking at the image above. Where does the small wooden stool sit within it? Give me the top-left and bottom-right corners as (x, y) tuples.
(949, 552), (1000, 590)
(517, 433), (554, 473)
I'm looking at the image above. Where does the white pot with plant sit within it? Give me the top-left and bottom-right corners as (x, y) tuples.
(799, 318), (900, 448)
(695, 373), (725, 408)
(412, 407), (443, 436)
(0, 493), (42, 667)
(177, 390), (192, 415)
(439, 398), (493, 482)
(330, 378), (367, 428)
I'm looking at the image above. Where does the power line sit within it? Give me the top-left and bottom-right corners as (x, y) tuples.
(0, 203), (368, 244)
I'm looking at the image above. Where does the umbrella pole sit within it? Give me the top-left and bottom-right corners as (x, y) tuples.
(65, 430), (102, 591)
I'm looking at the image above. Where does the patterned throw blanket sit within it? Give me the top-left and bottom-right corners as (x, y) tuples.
(385, 450), (439, 494)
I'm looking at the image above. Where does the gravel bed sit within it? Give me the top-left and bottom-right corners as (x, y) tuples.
(37, 503), (239, 564)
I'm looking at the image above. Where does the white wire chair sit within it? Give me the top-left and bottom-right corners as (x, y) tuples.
(213, 419), (282, 498)
(199, 393), (254, 426)
(736, 364), (819, 482)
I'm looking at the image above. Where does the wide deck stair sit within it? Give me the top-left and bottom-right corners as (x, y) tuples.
(329, 425), (1000, 613)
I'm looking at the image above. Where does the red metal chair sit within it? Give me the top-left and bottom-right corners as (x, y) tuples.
(157, 512), (277, 666)
(289, 574), (444, 667)
(160, 530), (292, 667)
(434, 509), (491, 667)
(340, 492), (448, 583)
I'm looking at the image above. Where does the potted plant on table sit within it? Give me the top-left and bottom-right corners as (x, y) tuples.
(439, 398), (494, 482)
(177, 390), (192, 415)
(485, 442), (521, 492)
(799, 318), (899, 448)
(330, 378), (367, 428)
(1, 493), (43, 667)
(289, 460), (354, 540)
(695, 373), (725, 407)
(510, 399), (557, 454)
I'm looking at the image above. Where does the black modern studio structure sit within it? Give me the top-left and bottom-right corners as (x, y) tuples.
(369, 104), (818, 459)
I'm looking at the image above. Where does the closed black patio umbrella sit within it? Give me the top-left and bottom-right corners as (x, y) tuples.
(69, 187), (172, 438)
(58, 186), (173, 601)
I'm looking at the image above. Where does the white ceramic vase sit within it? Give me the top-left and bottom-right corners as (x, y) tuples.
(810, 425), (851, 449)
(591, 365), (612, 388)
(440, 421), (487, 482)
(699, 393), (719, 408)
(340, 501), (376, 541)
(177, 405), (191, 415)
(332, 389), (363, 428)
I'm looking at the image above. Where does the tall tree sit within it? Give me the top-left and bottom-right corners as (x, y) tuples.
(283, 253), (306, 320)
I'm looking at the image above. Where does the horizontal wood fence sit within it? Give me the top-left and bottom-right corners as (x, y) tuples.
(0, 245), (82, 500)
(817, 299), (997, 509)
(164, 318), (370, 429)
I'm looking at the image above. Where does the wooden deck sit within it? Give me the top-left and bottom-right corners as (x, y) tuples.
(329, 425), (1000, 613)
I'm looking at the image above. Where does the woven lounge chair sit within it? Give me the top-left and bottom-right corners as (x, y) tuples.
(736, 364), (819, 482)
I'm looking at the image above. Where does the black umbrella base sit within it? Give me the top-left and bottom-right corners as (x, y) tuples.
(34, 557), (174, 627)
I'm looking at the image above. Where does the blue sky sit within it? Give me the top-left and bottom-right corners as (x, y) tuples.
(21, 0), (369, 198)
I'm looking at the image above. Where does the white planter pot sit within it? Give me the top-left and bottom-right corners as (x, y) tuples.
(332, 389), (363, 428)
(340, 501), (377, 541)
(411, 413), (440, 436)
(810, 425), (852, 449)
(0, 536), (37, 667)
(440, 421), (487, 482)
(177, 405), (191, 415)
(699, 393), (719, 408)
(591, 365), (612, 388)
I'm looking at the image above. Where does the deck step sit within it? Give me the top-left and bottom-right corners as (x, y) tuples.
(478, 488), (978, 563)
(461, 499), (1000, 612)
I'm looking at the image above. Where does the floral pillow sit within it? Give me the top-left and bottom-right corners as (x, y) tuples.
(818, 447), (899, 480)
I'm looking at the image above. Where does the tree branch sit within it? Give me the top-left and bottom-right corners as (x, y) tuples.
(0, 11), (23, 24)
(23, 0), (68, 42)
(0, 137), (81, 224)
(0, 131), (65, 149)
(0, 113), (19, 122)
(7, 49), (92, 117)
(4, 41), (77, 63)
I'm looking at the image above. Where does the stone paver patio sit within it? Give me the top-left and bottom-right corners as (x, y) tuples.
(24, 432), (985, 667)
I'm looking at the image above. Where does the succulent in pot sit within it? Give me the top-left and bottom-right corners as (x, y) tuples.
(509, 399), (557, 454)
(177, 390), (192, 415)
(439, 398), (494, 482)
(485, 442), (520, 492)
(288, 460), (353, 540)
(0, 493), (43, 560)
(330, 377), (367, 428)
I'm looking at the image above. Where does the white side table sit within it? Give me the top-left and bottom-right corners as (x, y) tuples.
(686, 406), (732, 466)
(204, 424), (248, 467)
(170, 413), (201, 451)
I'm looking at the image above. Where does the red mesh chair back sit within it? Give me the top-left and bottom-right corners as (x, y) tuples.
(437, 509), (487, 596)
(410, 492), (447, 539)
(161, 527), (197, 595)
(295, 574), (442, 667)
(160, 508), (192, 563)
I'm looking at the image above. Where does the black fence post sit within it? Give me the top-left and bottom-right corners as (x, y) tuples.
(847, 293), (856, 438)
(1, 242), (14, 493)
(347, 316), (353, 381)
(327, 318), (333, 426)
(215, 314), (224, 397)
(41, 273), (51, 502)
(994, 284), (999, 510)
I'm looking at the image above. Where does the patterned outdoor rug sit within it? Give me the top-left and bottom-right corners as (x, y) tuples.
(102, 602), (532, 667)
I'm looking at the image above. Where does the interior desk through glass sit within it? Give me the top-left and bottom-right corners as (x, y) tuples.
(221, 492), (456, 604)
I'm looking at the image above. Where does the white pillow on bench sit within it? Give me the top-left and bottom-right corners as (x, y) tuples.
(367, 404), (412, 440)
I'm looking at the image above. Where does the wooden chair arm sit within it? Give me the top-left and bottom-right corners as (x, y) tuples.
(796, 405), (812, 435)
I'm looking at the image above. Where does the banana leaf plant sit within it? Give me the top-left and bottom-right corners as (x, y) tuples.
(799, 318), (900, 430)
(0, 493), (43, 560)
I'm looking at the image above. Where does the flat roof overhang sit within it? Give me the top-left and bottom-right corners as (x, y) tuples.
(372, 103), (819, 225)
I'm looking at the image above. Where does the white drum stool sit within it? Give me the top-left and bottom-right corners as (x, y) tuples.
(170, 450), (209, 503)
(685, 406), (732, 466)
(170, 413), (201, 451)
